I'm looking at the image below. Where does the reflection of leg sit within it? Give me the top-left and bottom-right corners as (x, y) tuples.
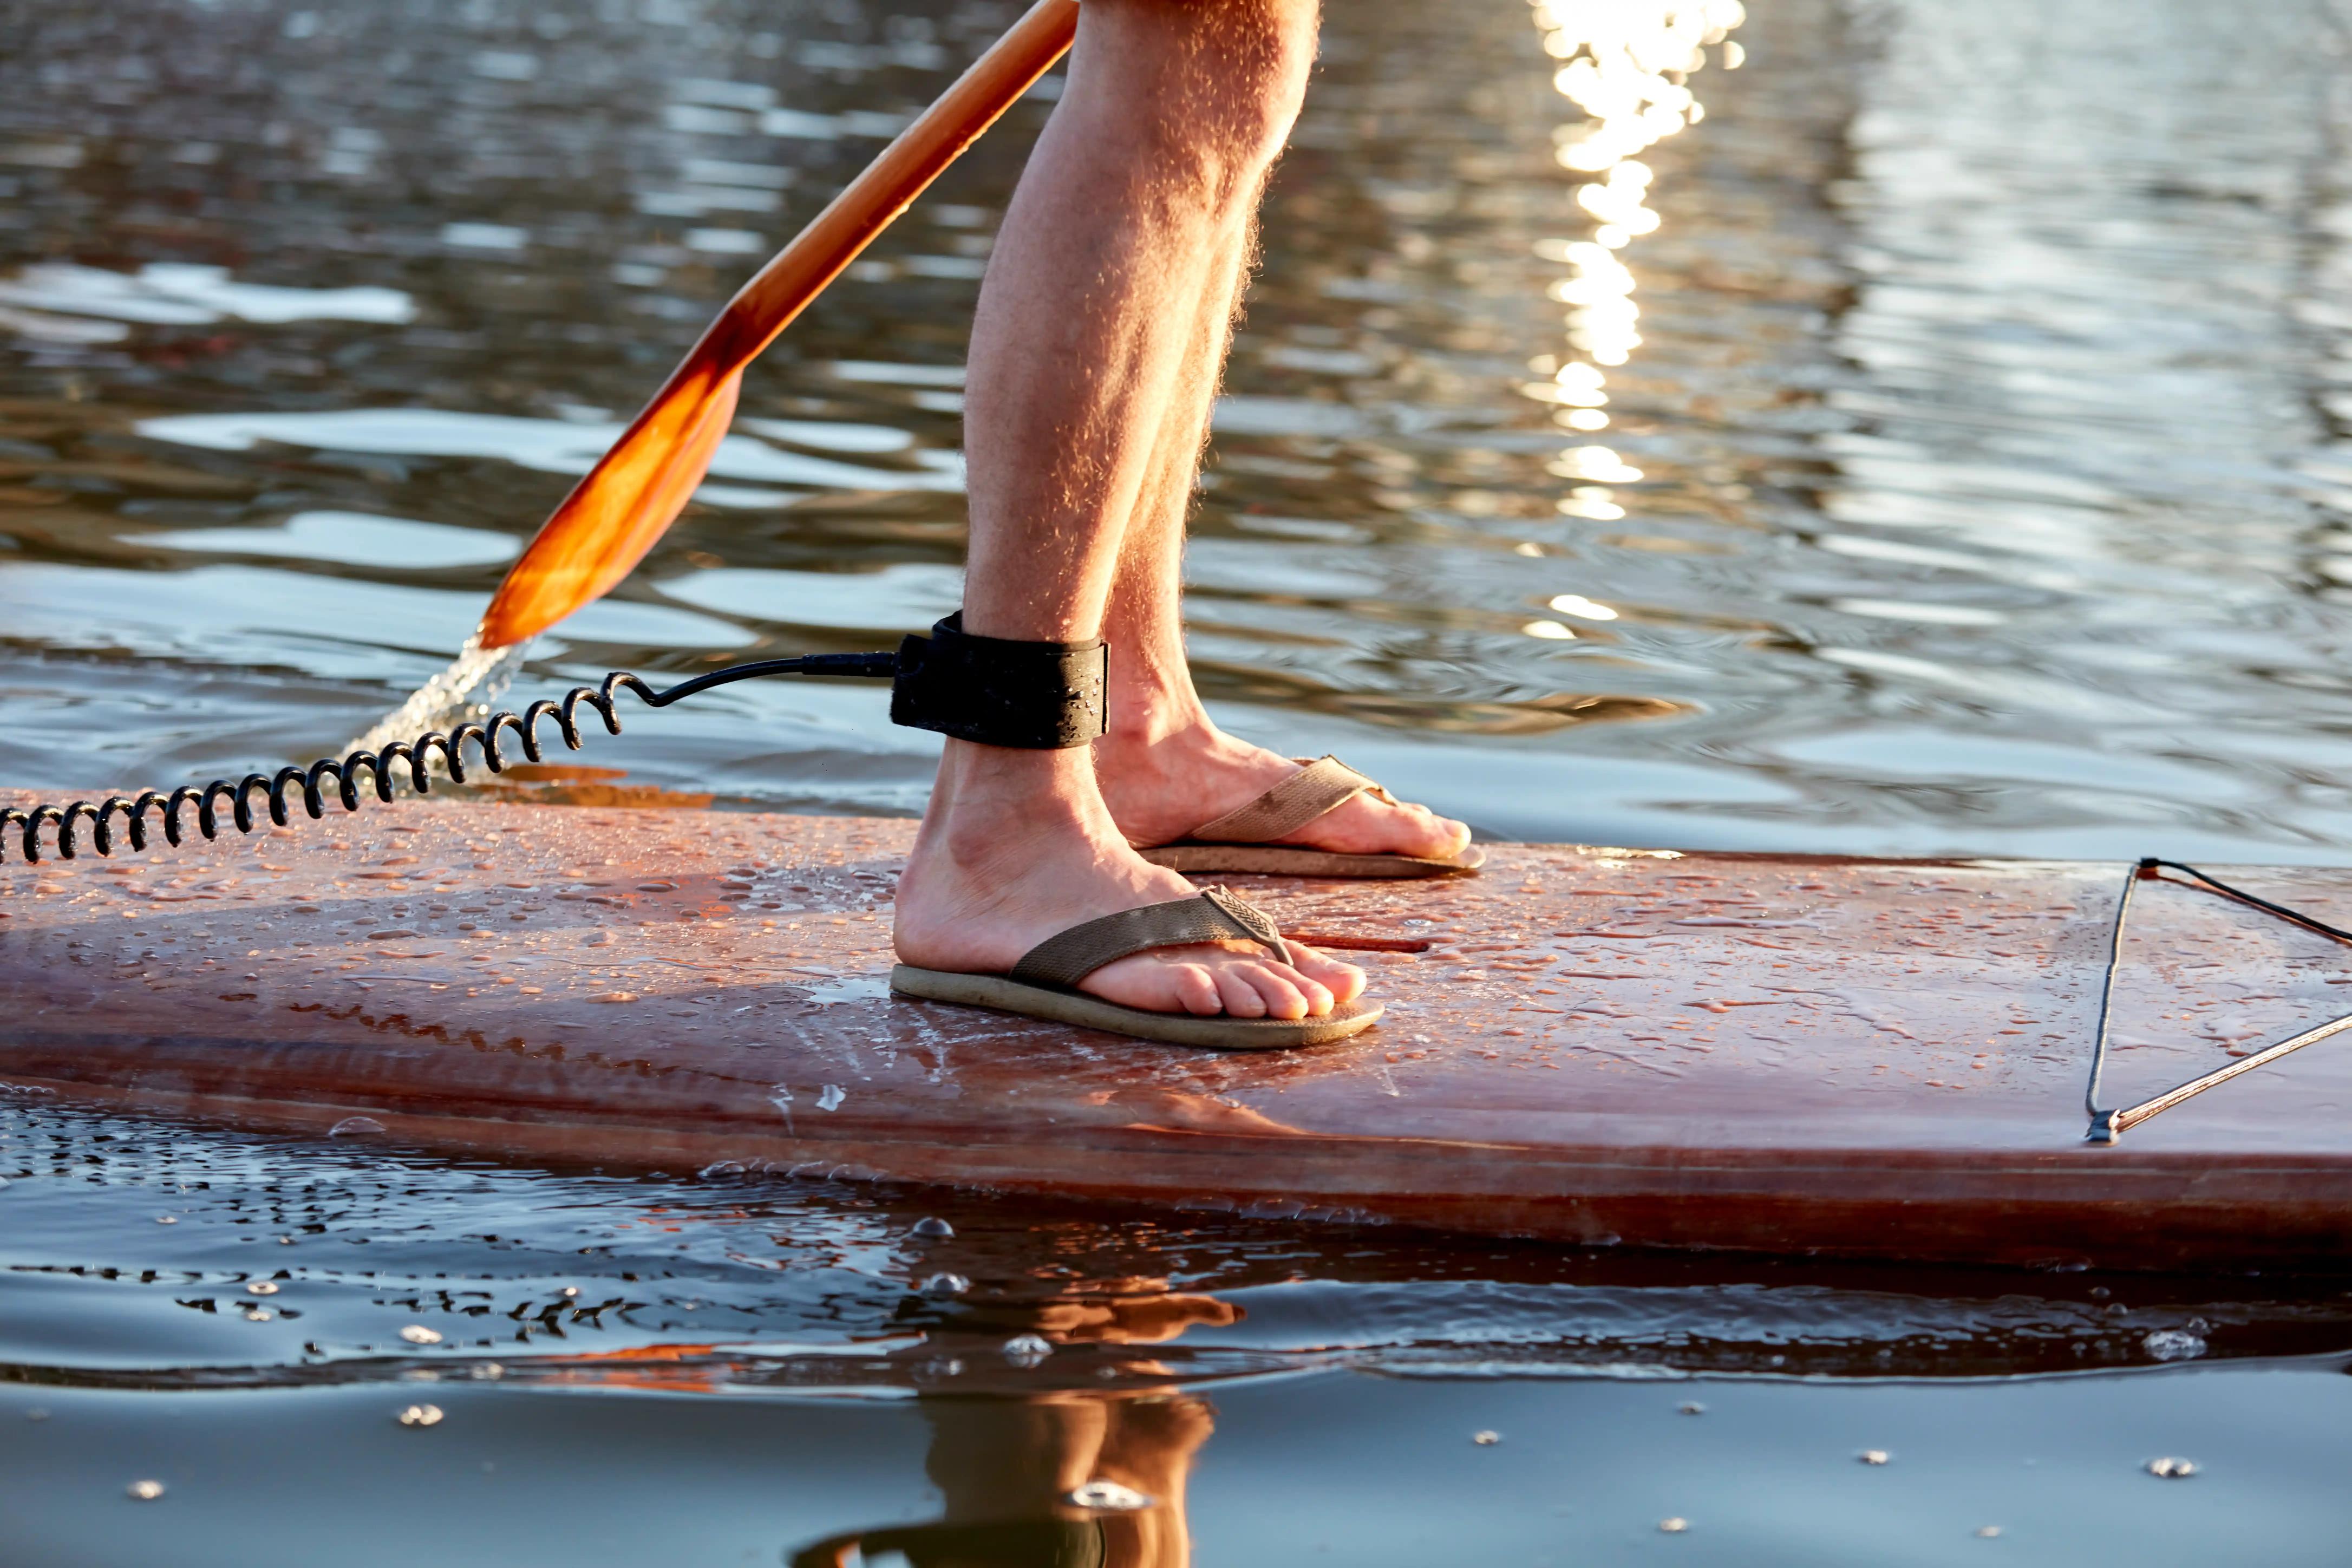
(1085, 4), (1471, 864)
(926, 1396), (1107, 1517)
(806, 1393), (1211, 1568)
(1091, 1395), (1217, 1568)
(893, 0), (1363, 1022)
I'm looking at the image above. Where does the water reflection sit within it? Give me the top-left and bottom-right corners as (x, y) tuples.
(790, 1395), (1212, 1568)
(5, 0), (2352, 854)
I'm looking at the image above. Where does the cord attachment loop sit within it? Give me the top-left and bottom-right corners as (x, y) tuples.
(890, 613), (1107, 749)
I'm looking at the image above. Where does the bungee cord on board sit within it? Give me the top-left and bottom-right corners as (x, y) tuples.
(2083, 858), (2352, 1144)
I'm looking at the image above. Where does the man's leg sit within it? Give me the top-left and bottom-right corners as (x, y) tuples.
(1088, 123), (1473, 861)
(893, 0), (1363, 1020)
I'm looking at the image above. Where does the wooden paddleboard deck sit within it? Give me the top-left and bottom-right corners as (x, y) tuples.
(3, 798), (2349, 1271)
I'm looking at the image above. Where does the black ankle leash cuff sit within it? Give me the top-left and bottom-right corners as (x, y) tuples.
(888, 613), (1107, 749)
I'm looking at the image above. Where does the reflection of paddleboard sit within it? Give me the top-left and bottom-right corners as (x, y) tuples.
(5, 796), (2350, 1271)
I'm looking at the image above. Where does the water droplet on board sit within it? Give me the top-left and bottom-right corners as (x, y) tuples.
(1658, 1517), (1689, 1534)
(328, 1116), (385, 1137)
(400, 1324), (443, 1345)
(1066, 1480), (1153, 1512)
(1858, 1449), (1891, 1466)
(2142, 1329), (2206, 1361)
(2146, 1456), (2198, 1479)
(911, 1217), (954, 1239)
(126, 1480), (165, 1501)
(1002, 1334), (1052, 1368)
(920, 1272), (969, 1299)
(397, 1404), (443, 1428)
(1472, 1430), (1501, 1446)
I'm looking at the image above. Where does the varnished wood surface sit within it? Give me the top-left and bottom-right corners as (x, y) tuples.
(4, 800), (2350, 1270)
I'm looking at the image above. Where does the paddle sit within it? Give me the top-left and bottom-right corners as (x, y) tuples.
(475, 0), (1077, 650)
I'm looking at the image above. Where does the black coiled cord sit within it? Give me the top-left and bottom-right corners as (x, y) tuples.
(0, 651), (899, 865)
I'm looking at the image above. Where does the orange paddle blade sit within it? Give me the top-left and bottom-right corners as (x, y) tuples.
(478, 0), (1078, 649)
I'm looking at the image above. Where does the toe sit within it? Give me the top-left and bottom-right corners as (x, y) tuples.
(1213, 965), (1270, 1018)
(1286, 941), (1367, 1004)
(1173, 963), (1223, 1016)
(1240, 963), (1313, 1021)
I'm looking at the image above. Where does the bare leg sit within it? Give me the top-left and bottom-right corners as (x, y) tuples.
(893, 0), (1363, 1019)
(1089, 113), (1472, 861)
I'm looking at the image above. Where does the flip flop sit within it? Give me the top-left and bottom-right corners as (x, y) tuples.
(890, 886), (1382, 1049)
(1136, 755), (1484, 879)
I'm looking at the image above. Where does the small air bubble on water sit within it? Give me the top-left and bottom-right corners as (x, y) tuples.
(1677, 1401), (1706, 1415)
(1066, 1480), (1153, 1512)
(911, 1217), (954, 1239)
(469, 1363), (505, 1381)
(1858, 1449), (1890, 1466)
(920, 1272), (970, 1299)
(155, 1215), (177, 1225)
(400, 1324), (443, 1345)
(245, 1308), (273, 1322)
(1472, 1430), (1501, 1446)
(126, 1480), (165, 1501)
(2142, 1329), (2206, 1361)
(1003, 1334), (1053, 1367)
(1975, 1526), (2003, 1539)
(246, 1281), (278, 1296)
(328, 1116), (386, 1138)
(397, 1404), (443, 1428)
(2146, 1456), (2198, 1479)
(1658, 1517), (1689, 1534)
(818, 1083), (846, 1111)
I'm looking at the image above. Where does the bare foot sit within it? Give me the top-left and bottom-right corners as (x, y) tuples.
(1095, 722), (1472, 859)
(894, 746), (1366, 1020)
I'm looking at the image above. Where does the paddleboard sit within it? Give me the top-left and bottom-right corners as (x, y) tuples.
(4, 796), (2350, 1271)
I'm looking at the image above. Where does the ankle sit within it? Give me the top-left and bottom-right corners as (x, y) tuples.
(1102, 682), (1214, 752)
(920, 743), (1105, 867)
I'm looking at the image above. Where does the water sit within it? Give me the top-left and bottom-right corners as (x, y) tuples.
(5, 0), (2352, 1559)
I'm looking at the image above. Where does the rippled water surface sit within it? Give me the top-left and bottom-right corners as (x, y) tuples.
(6, 0), (2352, 1560)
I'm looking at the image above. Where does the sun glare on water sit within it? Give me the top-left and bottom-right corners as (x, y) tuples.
(1524, 0), (1745, 533)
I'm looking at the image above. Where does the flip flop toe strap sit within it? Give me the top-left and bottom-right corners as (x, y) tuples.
(1185, 755), (1384, 844)
(1008, 887), (1290, 990)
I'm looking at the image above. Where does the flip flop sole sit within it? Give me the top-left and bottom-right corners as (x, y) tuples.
(889, 965), (1383, 1049)
(1138, 843), (1486, 879)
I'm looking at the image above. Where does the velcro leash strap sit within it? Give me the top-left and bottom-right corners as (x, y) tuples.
(890, 613), (1107, 750)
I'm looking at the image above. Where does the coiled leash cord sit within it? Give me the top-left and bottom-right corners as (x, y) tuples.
(0, 612), (1113, 866)
(2084, 858), (2352, 1143)
(0, 652), (897, 866)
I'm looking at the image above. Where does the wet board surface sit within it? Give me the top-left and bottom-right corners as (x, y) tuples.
(3, 798), (2350, 1271)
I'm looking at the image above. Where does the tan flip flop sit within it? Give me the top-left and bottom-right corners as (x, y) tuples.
(890, 886), (1382, 1049)
(1136, 755), (1484, 879)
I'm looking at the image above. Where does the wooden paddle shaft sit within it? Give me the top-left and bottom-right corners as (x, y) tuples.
(698, 0), (1077, 370)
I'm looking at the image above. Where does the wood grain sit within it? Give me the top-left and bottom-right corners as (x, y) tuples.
(5, 799), (2350, 1270)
